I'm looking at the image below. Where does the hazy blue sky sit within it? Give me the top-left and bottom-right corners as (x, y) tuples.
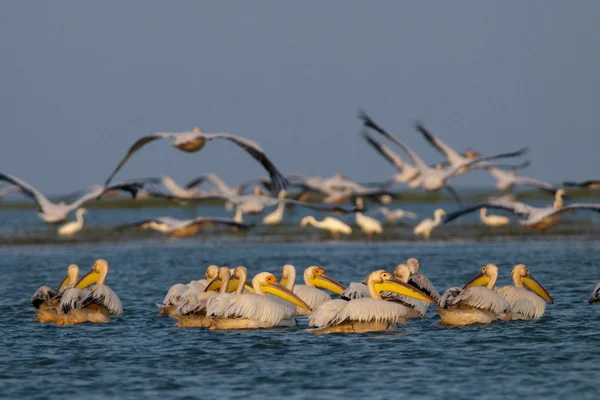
(1, 1), (598, 193)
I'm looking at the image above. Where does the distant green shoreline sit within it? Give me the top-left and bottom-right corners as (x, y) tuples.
(0, 188), (598, 210)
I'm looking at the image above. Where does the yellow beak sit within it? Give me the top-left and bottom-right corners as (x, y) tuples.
(463, 271), (490, 289)
(522, 276), (554, 304)
(244, 281), (255, 294)
(374, 277), (436, 303)
(263, 282), (312, 311)
(57, 275), (71, 292)
(74, 269), (100, 290)
(310, 275), (346, 295)
(204, 277), (222, 292)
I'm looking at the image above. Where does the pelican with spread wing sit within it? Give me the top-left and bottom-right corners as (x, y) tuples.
(31, 264), (80, 323)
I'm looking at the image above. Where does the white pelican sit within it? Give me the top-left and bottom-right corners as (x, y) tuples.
(359, 111), (528, 203)
(405, 258), (440, 300)
(355, 198), (383, 236)
(413, 209), (446, 240)
(280, 265), (346, 316)
(57, 208), (87, 236)
(157, 265), (219, 316)
(208, 272), (312, 330)
(498, 264), (553, 320)
(564, 180), (600, 190)
(0, 173), (151, 224)
(437, 264), (511, 326)
(377, 207), (417, 224)
(479, 207), (510, 227)
(175, 266), (233, 328)
(443, 189), (600, 230)
(486, 166), (557, 194)
(31, 264), (80, 323)
(57, 259), (122, 325)
(118, 216), (250, 237)
(288, 173), (389, 205)
(262, 191), (287, 225)
(589, 283), (600, 304)
(362, 132), (420, 186)
(308, 270), (436, 334)
(103, 127), (288, 194)
(300, 215), (352, 237)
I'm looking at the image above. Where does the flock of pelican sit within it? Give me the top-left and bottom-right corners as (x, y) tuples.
(33, 257), (600, 332)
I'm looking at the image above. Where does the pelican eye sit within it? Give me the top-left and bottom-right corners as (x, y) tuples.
(266, 276), (276, 284)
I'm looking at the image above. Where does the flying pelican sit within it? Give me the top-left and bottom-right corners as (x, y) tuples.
(359, 111), (528, 203)
(157, 265), (220, 316)
(355, 198), (383, 236)
(0, 184), (21, 200)
(0, 173), (151, 224)
(362, 132), (421, 186)
(308, 270), (436, 334)
(175, 266), (233, 327)
(479, 207), (510, 227)
(262, 191), (287, 225)
(280, 265), (346, 316)
(486, 165), (556, 193)
(589, 283), (600, 304)
(117, 216), (250, 237)
(437, 264), (511, 326)
(57, 208), (87, 236)
(31, 264), (80, 323)
(564, 180), (600, 190)
(444, 189), (600, 230)
(57, 259), (122, 325)
(300, 215), (352, 237)
(498, 264), (553, 320)
(103, 127), (288, 194)
(413, 209), (446, 240)
(208, 272), (312, 330)
(377, 207), (417, 224)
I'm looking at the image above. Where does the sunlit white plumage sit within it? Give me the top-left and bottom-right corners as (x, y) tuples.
(282, 266), (346, 316)
(157, 265), (219, 316)
(355, 198), (383, 236)
(498, 264), (553, 320)
(479, 207), (510, 227)
(413, 209), (446, 240)
(377, 207), (417, 224)
(300, 215), (352, 237)
(57, 208), (87, 236)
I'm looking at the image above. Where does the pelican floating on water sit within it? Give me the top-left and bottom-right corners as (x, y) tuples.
(57, 259), (122, 325)
(157, 265), (220, 316)
(437, 264), (511, 326)
(280, 265), (346, 316)
(103, 127), (288, 194)
(57, 208), (87, 236)
(31, 264), (80, 323)
(308, 270), (436, 335)
(413, 209), (446, 240)
(498, 264), (553, 320)
(208, 272), (311, 330)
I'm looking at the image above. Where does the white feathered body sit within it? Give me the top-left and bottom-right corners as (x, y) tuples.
(498, 286), (546, 320)
(210, 293), (290, 329)
(437, 287), (510, 326)
(293, 285), (331, 316)
(309, 298), (408, 329)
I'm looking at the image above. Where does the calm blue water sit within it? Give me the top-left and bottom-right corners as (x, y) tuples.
(1, 236), (599, 399)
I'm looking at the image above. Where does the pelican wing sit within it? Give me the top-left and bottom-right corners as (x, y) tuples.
(191, 217), (252, 231)
(512, 176), (557, 193)
(498, 286), (546, 320)
(408, 273), (440, 300)
(31, 286), (57, 309)
(415, 123), (463, 164)
(545, 203), (600, 219)
(203, 133), (288, 194)
(340, 282), (369, 300)
(184, 173), (232, 192)
(293, 285), (332, 310)
(443, 200), (534, 224)
(444, 147), (529, 179)
(308, 299), (348, 328)
(0, 172), (53, 211)
(331, 298), (407, 325)
(362, 132), (406, 170)
(380, 293), (428, 317)
(205, 293), (237, 317)
(160, 283), (188, 306)
(58, 287), (85, 314)
(282, 199), (352, 214)
(219, 293), (288, 326)
(446, 287), (510, 314)
(0, 185), (22, 198)
(564, 180), (600, 189)
(104, 133), (176, 187)
(80, 284), (122, 316)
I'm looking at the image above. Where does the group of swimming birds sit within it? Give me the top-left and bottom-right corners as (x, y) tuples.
(31, 257), (600, 332)
(2, 110), (600, 240)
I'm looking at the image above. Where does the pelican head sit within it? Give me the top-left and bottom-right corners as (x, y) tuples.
(279, 264), (296, 285)
(77, 208), (87, 216)
(464, 149), (481, 159)
(277, 190), (287, 200)
(253, 186), (262, 196)
(299, 216), (312, 229)
(368, 270), (435, 303)
(464, 263), (498, 289)
(204, 266), (232, 292)
(406, 258), (420, 274)
(75, 259), (109, 289)
(192, 127), (202, 133)
(205, 265), (219, 280)
(554, 189), (566, 208)
(512, 264), (553, 303)
(303, 266), (346, 294)
(58, 264), (80, 292)
(393, 264), (411, 282)
(354, 197), (364, 212)
(433, 209), (446, 219)
(253, 272), (312, 311)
